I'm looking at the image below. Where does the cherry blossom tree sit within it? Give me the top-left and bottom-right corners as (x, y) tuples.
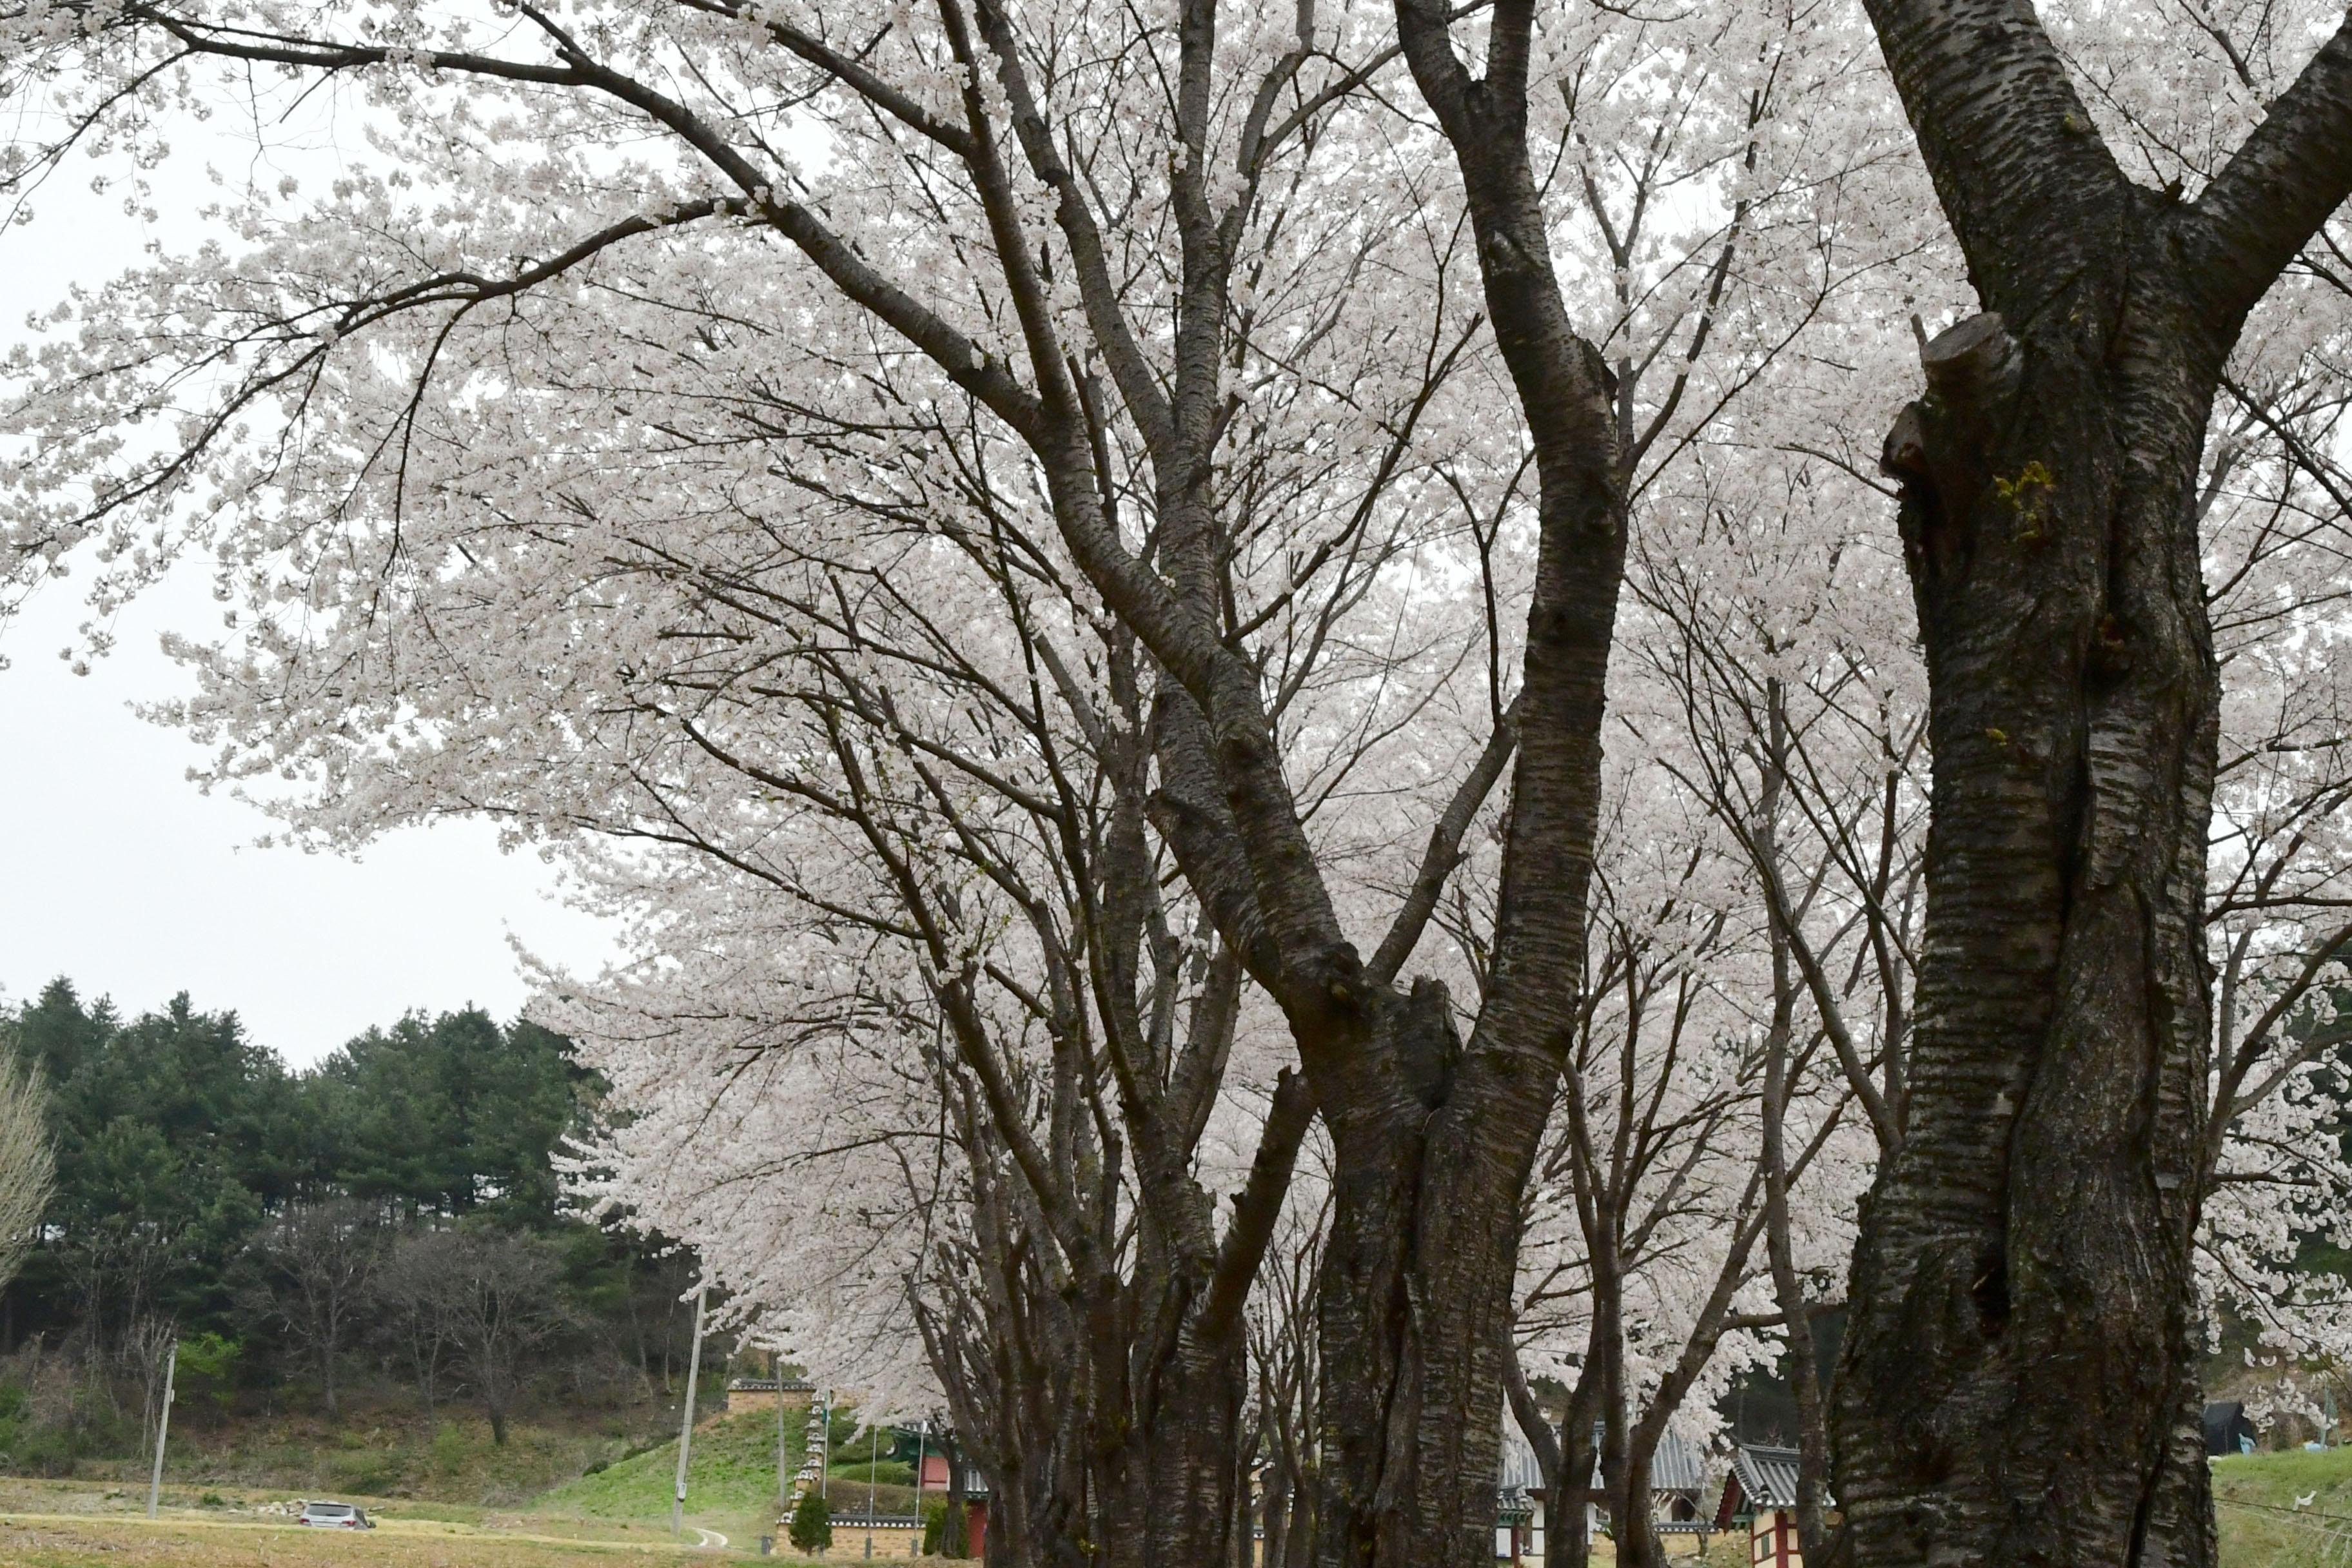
(1331, 3), (1939, 1556)
(1, 6), (1505, 1556)
(0, 2), (1811, 1561)
(1819, 0), (2352, 1558)
(8, 5), (2352, 1567)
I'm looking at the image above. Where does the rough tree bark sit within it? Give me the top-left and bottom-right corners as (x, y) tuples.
(1836, 6), (2352, 1565)
(1282, 5), (1628, 1564)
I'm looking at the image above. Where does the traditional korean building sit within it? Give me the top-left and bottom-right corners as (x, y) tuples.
(1494, 1419), (1714, 1561)
(1714, 1442), (1815, 1568)
(1497, 1419), (1547, 1562)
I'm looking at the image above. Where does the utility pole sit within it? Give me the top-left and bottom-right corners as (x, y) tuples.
(145, 1340), (177, 1519)
(912, 1420), (928, 1553)
(777, 1355), (789, 1513)
(672, 1286), (709, 1538)
(865, 1420), (879, 1559)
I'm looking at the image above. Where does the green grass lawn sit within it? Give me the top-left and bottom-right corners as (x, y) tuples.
(2215, 1446), (2352, 1565)
(536, 1409), (793, 1549)
(18, 1389), (940, 1559)
(533, 1405), (923, 1550)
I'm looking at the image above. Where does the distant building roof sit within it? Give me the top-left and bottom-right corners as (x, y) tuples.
(1500, 1416), (1712, 1500)
(1500, 1420), (1547, 1493)
(1726, 1443), (1805, 1512)
(728, 1377), (816, 1392)
(1646, 1430), (1710, 1496)
(1572, 1421), (1708, 1494)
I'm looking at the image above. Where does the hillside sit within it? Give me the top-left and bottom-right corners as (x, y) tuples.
(536, 1409), (793, 1547)
(536, 1407), (926, 1549)
(43, 1405), (633, 1509)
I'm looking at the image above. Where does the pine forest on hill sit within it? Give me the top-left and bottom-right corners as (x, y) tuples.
(0, 978), (715, 1483)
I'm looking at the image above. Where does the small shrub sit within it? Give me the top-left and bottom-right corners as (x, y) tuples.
(430, 1424), (470, 1475)
(789, 1490), (832, 1555)
(922, 1499), (947, 1555)
(932, 1497), (972, 1559)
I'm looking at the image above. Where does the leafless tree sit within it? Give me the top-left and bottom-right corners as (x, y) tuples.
(0, 1050), (52, 1303)
(395, 1230), (571, 1446)
(241, 1198), (384, 1420)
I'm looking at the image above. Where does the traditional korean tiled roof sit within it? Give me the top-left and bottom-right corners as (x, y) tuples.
(1498, 1416), (1710, 1499)
(1499, 1420), (1548, 1493)
(727, 1377), (818, 1392)
(1580, 1424), (1708, 1495)
(1505, 1410), (1712, 1504)
(1727, 1443), (1805, 1511)
(1647, 1430), (1709, 1496)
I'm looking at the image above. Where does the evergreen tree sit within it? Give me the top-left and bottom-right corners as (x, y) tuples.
(788, 1491), (832, 1556)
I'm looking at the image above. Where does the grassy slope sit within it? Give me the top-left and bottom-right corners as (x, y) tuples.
(27, 1388), (936, 1556)
(2214, 1447), (2352, 1566)
(537, 1410), (792, 1547)
(536, 1408), (928, 1547)
(75, 1406), (633, 1507)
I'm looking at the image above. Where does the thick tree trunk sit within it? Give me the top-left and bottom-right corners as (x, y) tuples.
(1304, 162), (1622, 1565)
(1311, 983), (1604, 1568)
(1832, 5), (2352, 1562)
(1836, 272), (2221, 1567)
(1333, 13), (1627, 1562)
(1554, 1360), (1604, 1568)
(1615, 1451), (1663, 1568)
(1079, 1308), (1254, 1568)
(1314, 984), (1489, 1568)
(1316, 1125), (1525, 1568)
(1137, 1320), (1251, 1568)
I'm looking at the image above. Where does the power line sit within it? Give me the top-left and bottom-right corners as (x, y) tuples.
(2220, 1495), (2352, 1527)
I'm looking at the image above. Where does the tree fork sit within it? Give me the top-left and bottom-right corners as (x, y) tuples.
(1834, 5), (2352, 1555)
(1842, 278), (2219, 1568)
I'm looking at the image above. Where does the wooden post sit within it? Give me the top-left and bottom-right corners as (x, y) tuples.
(144, 1341), (176, 1519)
(672, 1287), (708, 1537)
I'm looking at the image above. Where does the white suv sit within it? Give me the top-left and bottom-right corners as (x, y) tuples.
(297, 1500), (375, 1529)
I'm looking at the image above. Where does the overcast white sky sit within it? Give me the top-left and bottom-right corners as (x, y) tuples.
(1, 97), (620, 1067)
